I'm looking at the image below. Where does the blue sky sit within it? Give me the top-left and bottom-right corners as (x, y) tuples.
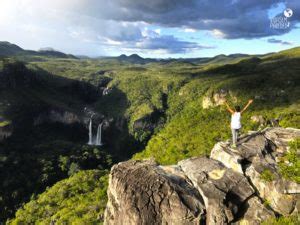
(0, 0), (299, 58)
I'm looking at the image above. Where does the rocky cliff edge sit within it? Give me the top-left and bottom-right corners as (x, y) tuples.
(104, 127), (300, 225)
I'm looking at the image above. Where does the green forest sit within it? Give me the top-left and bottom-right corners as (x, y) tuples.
(0, 42), (299, 224)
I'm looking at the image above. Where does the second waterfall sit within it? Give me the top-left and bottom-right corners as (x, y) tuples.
(87, 118), (103, 146)
(95, 122), (103, 146)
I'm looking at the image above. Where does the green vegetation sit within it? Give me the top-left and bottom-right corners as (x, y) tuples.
(0, 120), (10, 127)
(0, 59), (114, 221)
(260, 169), (275, 182)
(7, 170), (109, 225)
(1, 43), (300, 223)
(134, 107), (231, 164)
(262, 215), (300, 225)
(134, 51), (300, 164)
(279, 138), (300, 183)
(0, 134), (113, 222)
(259, 139), (300, 184)
(29, 48), (300, 166)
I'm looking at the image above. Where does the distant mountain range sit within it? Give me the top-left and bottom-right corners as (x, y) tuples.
(0, 41), (298, 65)
(0, 41), (77, 59)
(101, 53), (158, 64)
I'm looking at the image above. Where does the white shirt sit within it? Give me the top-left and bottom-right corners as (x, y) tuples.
(231, 112), (241, 129)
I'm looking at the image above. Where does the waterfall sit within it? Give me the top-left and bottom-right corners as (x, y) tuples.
(87, 118), (93, 145)
(95, 122), (103, 146)
(87, 113), (103, 146)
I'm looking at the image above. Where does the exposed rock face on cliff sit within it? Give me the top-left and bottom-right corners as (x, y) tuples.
(202, 89), (236, 109)
(104, 127), (300, 225)
(33, 109), (80, 126)
(0, 123), (13, 141)
(105, 160), (206, 225)
(211, 128), (300, 217)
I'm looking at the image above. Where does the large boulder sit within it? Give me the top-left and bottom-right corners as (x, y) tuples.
(104, 127), (299, 224)
(264, 127), (300, 154)
(210, 142), (243, 174)
(237, 196), (275, 225)
(245, 163), (299, 215)
(210, 127), (300, 216)
(179, 157), (256, 225)
(104, 160), (205, 225)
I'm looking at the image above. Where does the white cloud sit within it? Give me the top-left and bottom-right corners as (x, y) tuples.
(184, 28), (197, 33)
(155, 29), (161, 34)
(103, 38), (123, 46)
(211, 29), (227, 38)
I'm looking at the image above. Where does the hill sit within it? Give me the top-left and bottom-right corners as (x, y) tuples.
(0, 41), (77, 59)
(101, 53), (157, 64)
(0, 42), (299, 223)
(0, 42), (24, 56)
(4, 44), (298, 164)
(0, 59), (114, 221)
(9, 128), (300, 224)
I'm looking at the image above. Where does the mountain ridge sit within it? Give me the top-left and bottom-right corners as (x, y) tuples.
(2, 41), (300, 62)
(0, 41), (77, 59)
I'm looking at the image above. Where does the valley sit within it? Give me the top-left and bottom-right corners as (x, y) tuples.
(0, 41), (299, 224)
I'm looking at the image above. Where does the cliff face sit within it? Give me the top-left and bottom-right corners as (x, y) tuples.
(0, 124), (13, 141)
(33, 109), (81, 126)
(104, 127), (300, 225)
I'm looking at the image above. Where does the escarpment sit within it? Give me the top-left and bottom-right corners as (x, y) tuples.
(104, 127), (300, 225)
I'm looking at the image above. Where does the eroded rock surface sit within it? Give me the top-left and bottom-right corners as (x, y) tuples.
(105, 160), (205, 225)
(105, 127), (300, 224)
(179, 157), (255, 224)
(210, 127), (300, 216)
(202, 89), (236, 109)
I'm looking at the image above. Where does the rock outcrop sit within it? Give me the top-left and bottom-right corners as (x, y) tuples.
(104, 127), (300, 224)
(0, 123), (13, 141)
(105, 160), (206, 225)
(211, 127), (300, 217)
(34, 109), (80, 126)
(202, 89), (236, 109)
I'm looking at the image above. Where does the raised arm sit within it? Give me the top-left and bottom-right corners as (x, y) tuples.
(224, 101), (234, 114)
(241, 99), (253, 113)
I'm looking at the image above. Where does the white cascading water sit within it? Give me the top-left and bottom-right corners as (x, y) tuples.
(88, 118), (93, 145)
(95, 122), (103, 146)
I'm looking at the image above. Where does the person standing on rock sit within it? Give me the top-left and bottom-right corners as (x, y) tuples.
(224, 99), (253, 148)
